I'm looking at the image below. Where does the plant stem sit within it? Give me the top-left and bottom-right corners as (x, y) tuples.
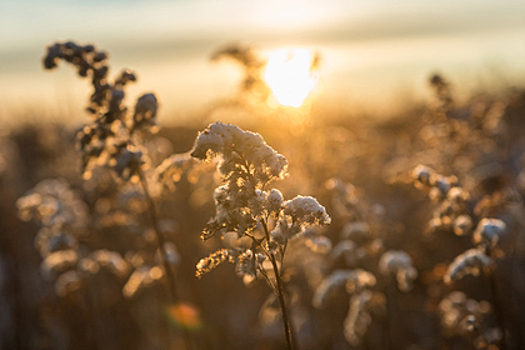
(261, 220), (297, 350)
(138, 170), (193, 350)
(385, 282), (396, 350)
(488, 271), (507, 350)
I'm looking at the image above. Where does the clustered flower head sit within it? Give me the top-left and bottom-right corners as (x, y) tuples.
(472, 218), (506, 248)
(379, 250), (418, 292)
(16, 179), (88, 257)
(272, 195), (331, 242)
(444, 248), (493, 284)
(409, 166), (507, 286)
(192, 122), (330, 289)
(411, 165), (472, 236)
(438, 291), (503, 348)
(43, 41), (159, 179)
(312, 269), (376, 309)
(191, 121), (288, 183)
(16, 179), (134, 297)
(438, 291), (491, 335)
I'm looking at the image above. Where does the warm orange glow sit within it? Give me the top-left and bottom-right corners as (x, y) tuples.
(264, 48), (318, 108)
(166, 303), (202, 331)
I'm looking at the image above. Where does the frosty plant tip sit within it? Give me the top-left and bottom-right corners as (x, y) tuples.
(191, 121), (331, 350)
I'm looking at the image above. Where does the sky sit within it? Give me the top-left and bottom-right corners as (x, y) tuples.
(1, 0), (525, 123)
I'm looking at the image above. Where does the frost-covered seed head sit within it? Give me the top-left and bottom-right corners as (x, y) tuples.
(438, 291), (491, 335)
(379, 250), (418, 291)
(472, 218), (506, 248)
(312, 270), (350, 308)
(444, 248), (493, 283)
(283, 195), (331, 226)
(312, 269), (376, 309)
(190, 122), (288, 181)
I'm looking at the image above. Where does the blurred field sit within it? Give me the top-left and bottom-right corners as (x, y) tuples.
(2, 37), (525, 350)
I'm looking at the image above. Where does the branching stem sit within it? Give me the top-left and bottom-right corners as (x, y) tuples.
(261, 219), (297, 350)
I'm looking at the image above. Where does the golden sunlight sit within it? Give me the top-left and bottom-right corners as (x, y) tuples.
(264, 48), (318, 108)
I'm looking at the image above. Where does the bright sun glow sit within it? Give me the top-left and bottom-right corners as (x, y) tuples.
(264, 48), (318, 108)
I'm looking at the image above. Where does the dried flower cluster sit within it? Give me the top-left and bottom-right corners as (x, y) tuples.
(439, 292), (502, 348)
(16, 179), (132, 296)
(409, 165), (507, 283)
(311, 179), (418, 346)
(408, 164), (510, 348)
(379, 250), (418, 292)
(193, 122), (329, 279)
(43, 42), (158, 179)
(312, 269), (376, 309)
(38, 44), (194, 335)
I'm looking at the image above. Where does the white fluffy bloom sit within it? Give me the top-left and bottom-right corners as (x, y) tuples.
(379, 250), (418, 292)
(190, 121), (288, 180)
(312, 269), (376, 309)
(444, 248), (493, 283)
(283, 195), (331, 226)
(472, 218), (506, 248)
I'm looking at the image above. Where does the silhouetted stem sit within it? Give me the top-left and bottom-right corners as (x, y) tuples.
(138, 171), (193, 350)
(488, 272), (506, 350)
(385, 282), (396, 350)
(261, 220), (296, 350)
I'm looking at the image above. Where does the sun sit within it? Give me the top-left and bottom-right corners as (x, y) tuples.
(263, 48), (318, 108)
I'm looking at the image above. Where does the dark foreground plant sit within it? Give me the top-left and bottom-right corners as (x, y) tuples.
(38, 41), (194, 349)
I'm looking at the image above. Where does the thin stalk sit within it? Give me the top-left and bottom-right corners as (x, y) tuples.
(138, 170), (193, 350)
(487, 272), (507, 350)
(261, 220), (297, 350)
(385, 282), (396, 350)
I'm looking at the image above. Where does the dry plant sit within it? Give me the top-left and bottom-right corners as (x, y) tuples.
(191, 121), (331, 350)
(18, 41), (199, 349)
